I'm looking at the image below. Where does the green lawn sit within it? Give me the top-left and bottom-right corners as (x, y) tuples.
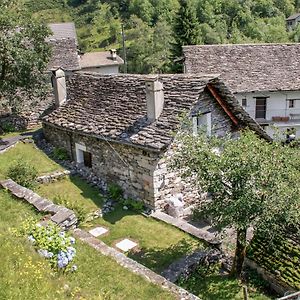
(178, 269), (274, 300)
(37, 176), (205, 272)
(0, 127), (40, 139)
(0, 189), (175, 300)
(0, 143), (63, 179)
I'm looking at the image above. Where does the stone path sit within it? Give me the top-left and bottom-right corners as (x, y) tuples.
(161, 248), (222, 283)
(73, 228), (200, 300)
(115, 238), (138, 252)
(89, 226), (109, 237)
(0, 179), (77, 230)
(151, 211), (221, 246)
(0, 132), (35, 153)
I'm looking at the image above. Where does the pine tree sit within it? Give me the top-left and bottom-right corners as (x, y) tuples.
(171, 0), (201, 73)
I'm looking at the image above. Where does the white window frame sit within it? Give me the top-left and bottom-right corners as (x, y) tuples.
(75, 143), (86, 164)
(192, 112), (212, 136)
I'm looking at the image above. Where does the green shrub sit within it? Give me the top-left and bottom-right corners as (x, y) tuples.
(18, 218), (77, 272)
(107, 183), (123, 200)
(53, 195), (87, 224)
(122, 198), (144, 213)
(52, 147), (69, 160)
(1, 122), (16, 133)
(7, 161), (38, 188)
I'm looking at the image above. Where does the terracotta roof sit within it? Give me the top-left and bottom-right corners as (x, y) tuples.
(183, 43), (300, 93)
(43, 73), (270, 151)
(80, 52), (124, 68)
(286, 13), (300, 21)
(48, 38), (80, 71)
(48, 23), (77, 44)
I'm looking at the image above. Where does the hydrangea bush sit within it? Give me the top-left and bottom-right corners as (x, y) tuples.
(20, 219), (77, 272)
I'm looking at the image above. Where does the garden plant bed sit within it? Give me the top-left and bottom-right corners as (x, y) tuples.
(0, 189), (175, 300)
(37, 175), (206, 272)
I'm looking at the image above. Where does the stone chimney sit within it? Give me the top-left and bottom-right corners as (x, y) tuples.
(110, 49), (117, 61)
(51, 68), (67, 108)
(146, 79), (164, 122)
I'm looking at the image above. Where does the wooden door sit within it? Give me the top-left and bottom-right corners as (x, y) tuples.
(255, 98), (267, 119)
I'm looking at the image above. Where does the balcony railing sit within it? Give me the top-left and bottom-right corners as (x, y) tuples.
(244, 108), (300, 122)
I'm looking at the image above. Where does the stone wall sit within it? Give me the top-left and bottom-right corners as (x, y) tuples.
(43, 123), (161, 208)
(42, 84), (239, 209)
(0, 93), (55, 130)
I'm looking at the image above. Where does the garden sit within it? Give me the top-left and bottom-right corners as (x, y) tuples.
(0, 137), (281, 299)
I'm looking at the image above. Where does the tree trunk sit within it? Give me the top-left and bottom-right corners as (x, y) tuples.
(230, 228), (247, 278)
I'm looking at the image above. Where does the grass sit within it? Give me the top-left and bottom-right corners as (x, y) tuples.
(177, 266), (275, 300)
(0, 126), (41, 139)
(37, 176), (205, 272)
(0, 143), (63, 179)
(0, 189), (175, 300)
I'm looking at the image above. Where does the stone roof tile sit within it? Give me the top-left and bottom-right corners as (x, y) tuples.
(43, 73), (271, 151)
(183, 43), (300, 93)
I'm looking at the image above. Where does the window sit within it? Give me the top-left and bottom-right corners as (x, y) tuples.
(289, 99), (295, 108)
(192, 112), (212, 136)
(242, 98), (247, 107)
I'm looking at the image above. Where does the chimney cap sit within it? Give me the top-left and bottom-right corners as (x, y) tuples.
(50, 67), (65, 78)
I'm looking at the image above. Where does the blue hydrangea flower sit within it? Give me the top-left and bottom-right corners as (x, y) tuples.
(71, 265), (77, 272)
(59, 231), (65, 238)
(57, 256), (69, 268)
(67, 247), (76, 255)
(69, 237), (75, 244)
(46, 251), (54, 258)
(37, 249), (48, 257)
(28, 235), (36, 243)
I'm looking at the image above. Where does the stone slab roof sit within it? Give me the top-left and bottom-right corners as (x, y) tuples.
(286, 13), (300, 21)
(80, 52), (124, 68)
(183, 43), (300, 93)
(48, 22), (78, 44)
(43, 73), (270, 151)
(48, 38), (80, 71)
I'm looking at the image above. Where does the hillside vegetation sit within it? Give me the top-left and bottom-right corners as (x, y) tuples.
(25, 0), (300, 73)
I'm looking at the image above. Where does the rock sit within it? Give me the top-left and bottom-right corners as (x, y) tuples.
(123, 206), (128, 210)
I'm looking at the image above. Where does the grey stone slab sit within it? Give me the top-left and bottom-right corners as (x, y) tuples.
(51, 209), (74, 224)
(151, 211), (221, 245)
(34, 199), (53, 212)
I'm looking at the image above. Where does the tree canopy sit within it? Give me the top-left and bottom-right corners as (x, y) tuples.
(0, 0), (51, 113)
(172, 129), (300, 277)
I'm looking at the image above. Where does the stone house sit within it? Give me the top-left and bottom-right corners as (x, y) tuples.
(184, 43), (300, 139)
(48, 22), (124, 74)
(42, 70), (269, 209)
(286, 13), (300, 31)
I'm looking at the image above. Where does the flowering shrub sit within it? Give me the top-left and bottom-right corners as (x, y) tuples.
(20, 219), (77, 272)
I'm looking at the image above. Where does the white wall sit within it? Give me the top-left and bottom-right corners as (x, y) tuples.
(235, 91), (300, 138)
(81, 65), (120, 74)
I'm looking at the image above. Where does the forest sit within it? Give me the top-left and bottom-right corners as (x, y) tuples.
(25, 0), (300, 73)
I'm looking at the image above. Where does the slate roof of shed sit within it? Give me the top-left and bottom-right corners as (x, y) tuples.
(286, 13), (300, 21)
(43, 73), (270, 151)
(80, 52), (124, 68)
(183, 43), (300, 93)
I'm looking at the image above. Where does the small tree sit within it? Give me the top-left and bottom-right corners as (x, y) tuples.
(172, 129), (300, 277)
(171, 0), (201, 73)
(0, 0), (51, 114)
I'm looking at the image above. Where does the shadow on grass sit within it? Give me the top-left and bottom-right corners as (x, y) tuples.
(180, 274), (241, 300)
(69, 175), (140, 224)
(128, 239), (199, 272)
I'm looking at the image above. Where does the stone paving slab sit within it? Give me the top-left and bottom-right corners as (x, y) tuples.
(115, 238), (138, 252)
(0, 179), (77, 230)
(73, 228), (200, 300)
(151, 211), (221, 245)
(89, 227), (109, 237)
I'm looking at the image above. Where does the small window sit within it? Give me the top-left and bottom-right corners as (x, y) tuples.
(242, 98), (247, 107)
(289, 99), (295, 108)
(192, 112), (212, 136)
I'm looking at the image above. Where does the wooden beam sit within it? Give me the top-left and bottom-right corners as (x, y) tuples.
(207, 83), (239, 126)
